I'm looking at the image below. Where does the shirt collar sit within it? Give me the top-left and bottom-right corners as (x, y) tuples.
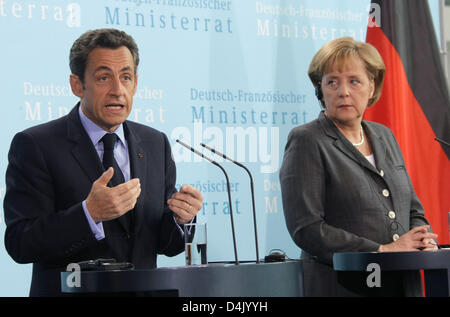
(78, 105), (126, 147)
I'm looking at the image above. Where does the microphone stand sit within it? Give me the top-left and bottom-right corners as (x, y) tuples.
(176, 139), (239, 265)
(200, 143), (260, 264)
(435, 137), (450, 147)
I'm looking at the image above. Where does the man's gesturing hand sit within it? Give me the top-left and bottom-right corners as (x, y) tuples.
(86, 167), (141, 223)
(168, 185), (203, 224)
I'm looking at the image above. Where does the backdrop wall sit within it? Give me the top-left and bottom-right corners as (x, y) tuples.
(0, 0), (441, 296)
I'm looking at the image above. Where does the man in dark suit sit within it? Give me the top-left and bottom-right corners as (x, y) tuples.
(3, 29), (203, 296)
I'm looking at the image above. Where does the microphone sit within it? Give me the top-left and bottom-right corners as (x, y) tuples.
(176, 139), (239, 265)
(200, 143), (260, 264)
(435, 137), (450, 147)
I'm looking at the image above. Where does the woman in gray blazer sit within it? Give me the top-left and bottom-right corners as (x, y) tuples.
(280, 37), (438, 297)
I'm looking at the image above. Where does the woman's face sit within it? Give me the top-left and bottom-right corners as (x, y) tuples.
(321, 57), (375, 126)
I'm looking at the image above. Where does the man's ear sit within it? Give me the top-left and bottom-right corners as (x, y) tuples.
(70, 74), (84, 98)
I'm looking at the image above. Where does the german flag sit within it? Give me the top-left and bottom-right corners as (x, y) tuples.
(364, 0), (450, 245)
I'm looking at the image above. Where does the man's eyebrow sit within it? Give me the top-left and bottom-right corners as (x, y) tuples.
(94, 66), (134, 73)
(120, 66), (134, 73)
(94, 66), (112, 73)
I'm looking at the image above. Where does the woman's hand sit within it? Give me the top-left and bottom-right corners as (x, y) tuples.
(378, 225), (438, 252)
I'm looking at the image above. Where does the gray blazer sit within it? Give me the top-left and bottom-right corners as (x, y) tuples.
(280, 111), (429, 296)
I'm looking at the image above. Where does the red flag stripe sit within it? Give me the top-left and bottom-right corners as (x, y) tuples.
(365, 25), (450, 244)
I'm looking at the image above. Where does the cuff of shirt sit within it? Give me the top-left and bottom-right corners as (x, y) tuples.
(82, 200), (105, 240)
(174, 216), (196, 236)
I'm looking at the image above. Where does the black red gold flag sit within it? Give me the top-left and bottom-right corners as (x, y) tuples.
(365, 0), (450, 244)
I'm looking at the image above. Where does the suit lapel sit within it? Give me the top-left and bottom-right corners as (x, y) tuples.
(319, 112), (403, 214)
(319, 112), (381, 175)
(319, 112), (363, 166)
(123, 121), (147, 235)
(363, 123), (404, 213)
(67, 104), (104, 183)
(363, 122), (387, 173)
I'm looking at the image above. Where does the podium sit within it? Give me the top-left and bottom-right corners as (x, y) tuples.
(61, 261), (304, 296)
(333, 250), (450, 297)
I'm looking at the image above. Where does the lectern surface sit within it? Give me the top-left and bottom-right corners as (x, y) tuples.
(61, 260), (304, 297)
(333, 250), (450, 297)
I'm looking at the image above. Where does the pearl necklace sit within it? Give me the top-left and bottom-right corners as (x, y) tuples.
(352, 126), (365, 146)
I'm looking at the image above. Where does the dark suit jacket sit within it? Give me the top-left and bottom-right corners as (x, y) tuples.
(4, 104), (186, 296)
(280, 111), (429, 296)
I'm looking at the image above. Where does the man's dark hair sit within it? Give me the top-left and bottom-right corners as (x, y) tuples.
(69, 28), (139, 83)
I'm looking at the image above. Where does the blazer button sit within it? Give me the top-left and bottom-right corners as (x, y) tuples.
(382, 189), (390, 197)
(379, 170), (384, 177)
(388, 211), (396, 219)
(393, 234), (400, 241)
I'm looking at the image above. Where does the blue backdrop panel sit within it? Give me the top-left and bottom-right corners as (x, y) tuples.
(0, 0), (440, 296)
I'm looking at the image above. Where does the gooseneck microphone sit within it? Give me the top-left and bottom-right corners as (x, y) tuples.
(176, 139), (239, 265)
(200, 143), (260, 264)
(435, 137), (450, 147)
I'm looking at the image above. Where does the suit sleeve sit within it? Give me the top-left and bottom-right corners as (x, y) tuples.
(279, 128), (379, 265)
(156, 132), (186, 256)
(3, 132), (97, 264)
(408, 183), (430, 229)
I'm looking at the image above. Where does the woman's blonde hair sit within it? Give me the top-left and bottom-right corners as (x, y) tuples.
(308, 37), (386, 107)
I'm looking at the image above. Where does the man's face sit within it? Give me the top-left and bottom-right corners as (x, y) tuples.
(70, 46), (138, 132)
